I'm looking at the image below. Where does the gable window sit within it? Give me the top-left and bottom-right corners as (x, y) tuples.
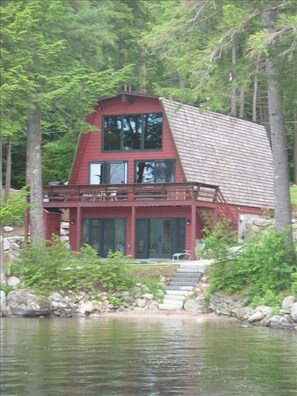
(89, 161), (127, 184)
(103, 113), (162, 151)
(135, 160), (175, 183)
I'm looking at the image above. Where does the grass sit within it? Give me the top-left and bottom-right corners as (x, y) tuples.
(127, 264), (178, 283)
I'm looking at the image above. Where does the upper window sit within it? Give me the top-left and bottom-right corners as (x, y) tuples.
(135, 160), (175, 183)
(103, 113), (163, 151)
(89, 161), (127, 184)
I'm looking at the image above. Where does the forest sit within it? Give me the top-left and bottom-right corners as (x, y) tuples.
(1, 0), (296, 240)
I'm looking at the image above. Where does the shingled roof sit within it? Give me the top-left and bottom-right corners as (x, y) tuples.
(161, 98), (275, 208)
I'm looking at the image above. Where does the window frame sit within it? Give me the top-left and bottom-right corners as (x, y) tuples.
(102, 112), (163, 152)
(89, 161), (128, 185)
(134, 159), (176, 184)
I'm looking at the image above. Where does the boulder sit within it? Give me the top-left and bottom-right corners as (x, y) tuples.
(248, 310), (265, 323)
(281, 296), (296, 314)
(184, 298), (208, 313)
(7, 289), (51, 317)
(0, 290), (6, 306)
(291, 302), (297, 322)
(3, 226), (14, 232)
(7, 276), (21, 288)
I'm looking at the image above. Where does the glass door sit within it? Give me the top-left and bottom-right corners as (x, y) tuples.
(148, 219), (172, 258)
(135, 218), (186, 259)
(82, 218), (125, 257)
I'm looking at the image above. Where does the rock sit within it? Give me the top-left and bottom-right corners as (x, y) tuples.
(148, 301), (159, 310)
(0, 290), (6, 306)
(142, 293), (154, 300)
(4, 239), (10, 251)
(281, 296), (296, 314)
(3, 226), (14, 232)
(267, 315), (282, 328)
(135, 298), (147, 308)
(7, 276), (21, 288)
(258, 305), (273, 317)
(237, 307), (254, 320)
(78, 301), (94, 314)
(7, 289), (51, 317)
(279, 316), (296, 329)
(184, 298), (208, 313)
(248, 310), (265, 323)
(49, 292), (64, 301)
(291, 302), (297, 322)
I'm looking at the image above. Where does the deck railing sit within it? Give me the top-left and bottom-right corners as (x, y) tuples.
(43, 182), (238, 229)
(43, 182), (220, 203)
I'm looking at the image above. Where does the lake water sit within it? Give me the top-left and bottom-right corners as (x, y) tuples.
(1, 315), (297, 396)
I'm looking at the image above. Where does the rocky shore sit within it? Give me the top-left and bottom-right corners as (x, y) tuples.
(1, 274), (296, 330)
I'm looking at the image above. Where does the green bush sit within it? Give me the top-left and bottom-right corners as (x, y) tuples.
(205, 227), (297, 307)
(199, 221), (237, 261)
(12, 238), (136, 295)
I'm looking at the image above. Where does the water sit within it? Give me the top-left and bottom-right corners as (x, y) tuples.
(1, 315), (296, 396)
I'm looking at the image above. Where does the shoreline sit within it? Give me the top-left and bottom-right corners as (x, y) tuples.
(92, 309), (238, 323)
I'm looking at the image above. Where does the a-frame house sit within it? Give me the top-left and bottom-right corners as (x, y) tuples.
(42, 91), (274, 259)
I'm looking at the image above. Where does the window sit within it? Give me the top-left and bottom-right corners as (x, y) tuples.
(89, 161), (127, 184)
(135, 160), (175, 183)
(103, 113), (162, 151)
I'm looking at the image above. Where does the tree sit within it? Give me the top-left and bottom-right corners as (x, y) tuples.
(1, 0), (132, 245)
(143, 0), (296, 248)
(261, 2), (293, 247)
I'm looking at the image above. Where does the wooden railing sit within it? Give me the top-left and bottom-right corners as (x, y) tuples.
(43, 182), (221, 203)
(43, 182), (237, 229)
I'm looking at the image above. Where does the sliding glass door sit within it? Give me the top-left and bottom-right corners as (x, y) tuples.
(82, 218), (125, 257)
(135, 218), (186, 259)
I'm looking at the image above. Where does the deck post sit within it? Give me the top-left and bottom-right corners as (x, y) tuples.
(191, 204), (197, 259)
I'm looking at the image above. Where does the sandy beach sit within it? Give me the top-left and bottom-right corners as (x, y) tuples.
(97, 309), (238, 323)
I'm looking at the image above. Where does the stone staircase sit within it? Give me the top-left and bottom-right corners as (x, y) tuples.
(159, 262), (204, 310)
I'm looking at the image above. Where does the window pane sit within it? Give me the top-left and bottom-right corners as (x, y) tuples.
(109, 162), (127, 184)
(136, 161), (155, 183)
(123, 115), (142, 150)
(115, 219), (125, 253)
(103, 116), (121, 150)
(90, 163), (102, 184)
(144, 113), (162, 149)
(135, 160), (175, 183)
(155, 160), (175, 183)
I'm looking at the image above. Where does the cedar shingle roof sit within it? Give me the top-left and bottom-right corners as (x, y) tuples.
(161, 98), (275, 208)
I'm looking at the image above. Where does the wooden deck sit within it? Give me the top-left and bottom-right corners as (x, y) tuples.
(43, 182), (238, 229)
(44, 182), (219, 203)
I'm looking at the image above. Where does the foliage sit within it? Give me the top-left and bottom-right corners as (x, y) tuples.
(0, 187), (29, 225)
(199, 221), (238, 261)
(204, 228), (297, 307)
(12, 238), (136, 295)
(291, 273), (297, 296)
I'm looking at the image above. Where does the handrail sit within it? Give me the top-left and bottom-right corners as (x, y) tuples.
(43, 182), (237, 229)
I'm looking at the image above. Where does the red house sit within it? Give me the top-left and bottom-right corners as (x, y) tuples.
(42, 91), (274, 259)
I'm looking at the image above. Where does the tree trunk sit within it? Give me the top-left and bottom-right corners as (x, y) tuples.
(293, 111), (297, 184)
(139, 50), (147, 93)
(239, 87), (244, 118)
(26, 105), (45, 245)
(230, 34), (237, 117)
(0, 133), (3, 276)
(4, 136), (11, 201)
(252, 55), (260, 122)
(262, 6), (293, 248)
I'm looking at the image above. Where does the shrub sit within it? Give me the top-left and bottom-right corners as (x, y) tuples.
(199, 221), (237, 261)
(12, 238), (136, 295)
(205, 227), (296, 308)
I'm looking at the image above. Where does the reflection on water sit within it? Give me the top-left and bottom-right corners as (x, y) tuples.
(1, 316), (297, 396)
